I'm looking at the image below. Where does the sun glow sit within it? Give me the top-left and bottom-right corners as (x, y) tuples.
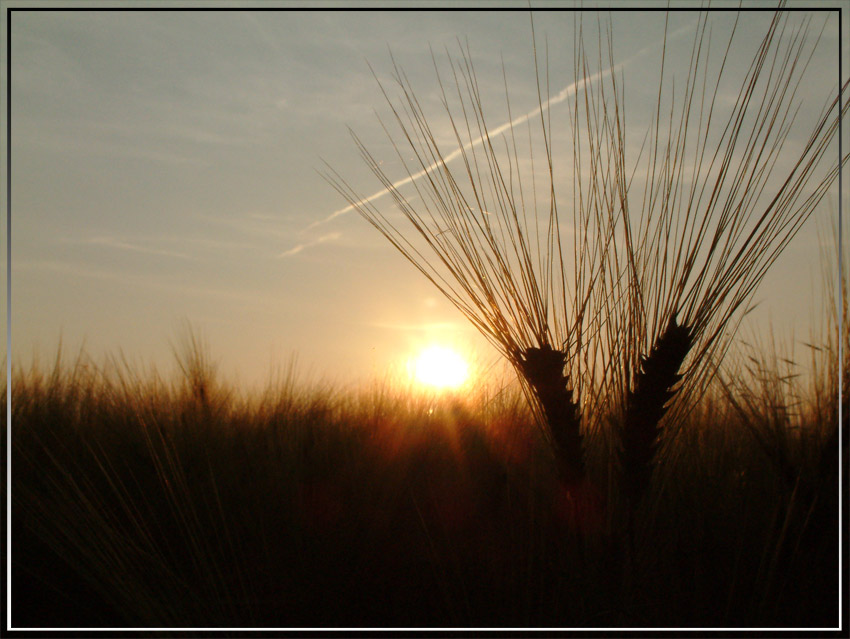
(412, 345), (470, 389)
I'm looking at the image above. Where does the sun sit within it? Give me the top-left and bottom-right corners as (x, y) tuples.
(412, 345), (470, 390)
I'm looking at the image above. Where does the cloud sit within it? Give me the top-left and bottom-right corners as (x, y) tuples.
(278, 232), (341, 258)
(16, 259), (263, 304)
(74, 236), (194, 260)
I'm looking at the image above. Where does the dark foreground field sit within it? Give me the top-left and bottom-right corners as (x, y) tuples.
(8, 340), (843, 630)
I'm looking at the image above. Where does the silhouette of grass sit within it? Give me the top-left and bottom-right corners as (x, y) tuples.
(9, 325), (840, 628)
(9, 7), (845, 630)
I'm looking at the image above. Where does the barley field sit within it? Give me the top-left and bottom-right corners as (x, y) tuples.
(8, 313), (843, 628)
(8, 7), (846, 631)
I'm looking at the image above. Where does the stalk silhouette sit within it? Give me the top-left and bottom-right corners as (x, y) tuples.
(517, 345), (583, 482)
(324, 10), (848, 492)
(621, 316), (692, 504)
(324, 22), (613, 483)
(587, 10), (850, 504)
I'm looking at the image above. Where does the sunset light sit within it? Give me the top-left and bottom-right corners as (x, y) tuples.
(412, 345), (470, 389)
(10, 7), (842, 629)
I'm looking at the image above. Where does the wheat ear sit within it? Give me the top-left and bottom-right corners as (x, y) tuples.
(517, 345), (584, 483)
(621, 315), (693, 504)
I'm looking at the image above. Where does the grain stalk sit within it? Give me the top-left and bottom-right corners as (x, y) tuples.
(324, 22), (614, 485)
(621, 315), (693, 504)
(584, 10), (850, 505)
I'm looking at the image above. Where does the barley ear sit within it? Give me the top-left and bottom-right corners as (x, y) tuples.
(621, 316), (693, 504)
(518, 345), (584, 483)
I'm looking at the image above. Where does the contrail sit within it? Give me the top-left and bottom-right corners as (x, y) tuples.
(293, 21), (694, 245)
(307, 65), (614, 232)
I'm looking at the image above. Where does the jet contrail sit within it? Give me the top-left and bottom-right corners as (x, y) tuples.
(294, 20), (695, 245)
(307, 64), (617, 232)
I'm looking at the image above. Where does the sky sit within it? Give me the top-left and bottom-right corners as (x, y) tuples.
(4, 2), (848, 391)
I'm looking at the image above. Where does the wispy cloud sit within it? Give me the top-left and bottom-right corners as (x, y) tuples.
(278, 232), (341, 258)
(17, 259), (263, 304)
(168, 236), (254, 252)
(72, 236), (195, 260)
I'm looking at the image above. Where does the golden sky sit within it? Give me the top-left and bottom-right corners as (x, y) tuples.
(6, 3), (846, 389)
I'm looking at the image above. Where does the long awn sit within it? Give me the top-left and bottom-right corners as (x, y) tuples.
(324, 9), (847, 493)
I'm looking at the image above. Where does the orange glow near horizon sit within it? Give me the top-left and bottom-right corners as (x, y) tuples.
(411, 345), (470, 390)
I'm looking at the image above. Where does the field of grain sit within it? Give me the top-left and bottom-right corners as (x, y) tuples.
(8, 324), (841, 628)
(8, 7), (846, 631)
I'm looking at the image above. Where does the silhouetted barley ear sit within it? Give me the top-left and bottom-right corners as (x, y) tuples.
(621, 315), (693, 504)
(517, 345), (583, 482)
(322, 22), (617, 481)
(592, 10), (849, 481)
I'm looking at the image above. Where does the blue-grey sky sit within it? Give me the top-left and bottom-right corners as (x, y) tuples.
(5, 3), (847, 389)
